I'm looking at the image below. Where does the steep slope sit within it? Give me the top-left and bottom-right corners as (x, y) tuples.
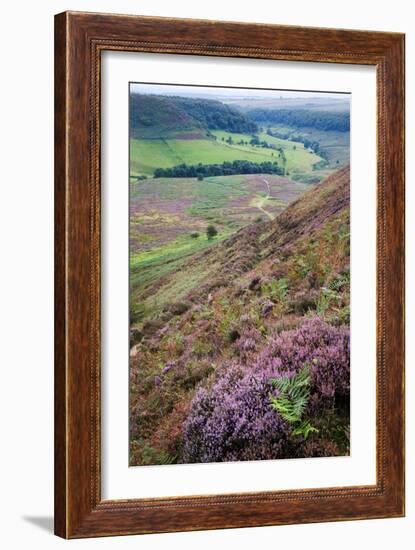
(132, 166), (349, 329)
(130, 166), (350, 465)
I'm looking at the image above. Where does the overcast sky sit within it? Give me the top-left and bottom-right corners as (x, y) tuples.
(129, 82), (350, 101)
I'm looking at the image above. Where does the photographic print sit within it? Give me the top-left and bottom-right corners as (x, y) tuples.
(129, 83), (351, 467)
(55, 13), (405, 537)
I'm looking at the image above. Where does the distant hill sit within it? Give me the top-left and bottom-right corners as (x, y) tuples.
(129, 94), (203, 139)
(130, 166), (350, 465)
(130, 93), (258, 139)
(169, 96), (258, 134)
(246, 108), (350, 132)
(228, 96), (350, 112)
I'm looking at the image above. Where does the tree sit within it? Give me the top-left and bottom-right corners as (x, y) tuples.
(197, 174), (204, 181)
(206, 225), (218, 240)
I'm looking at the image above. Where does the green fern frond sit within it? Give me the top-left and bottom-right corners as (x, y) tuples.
(270, 365), (311, 423)
(292, 420), (319, 440)
(269, 394), (302, 423)
(270, 375), (291, 394)
(269, 365), (317, 438)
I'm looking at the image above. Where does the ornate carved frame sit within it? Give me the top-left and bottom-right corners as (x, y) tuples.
(54, 11), (405, 538)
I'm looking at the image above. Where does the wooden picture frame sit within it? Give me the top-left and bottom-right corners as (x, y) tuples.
(54, 11), (405, 538)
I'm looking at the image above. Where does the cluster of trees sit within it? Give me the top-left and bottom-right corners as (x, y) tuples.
(249, 135), (280, 150)
(312, 160), (329, 170)
(221, 133), (282, 154)
(248, 109), (350, 132)
(153, 160), (285, 178)
(169, 96), (258, 134)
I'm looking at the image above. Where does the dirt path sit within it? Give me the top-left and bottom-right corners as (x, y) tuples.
(263, 178), (272, 196)
(254, 178), (275, 221)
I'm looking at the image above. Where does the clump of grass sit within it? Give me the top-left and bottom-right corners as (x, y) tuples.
(261, 277), (289, 303)
(316, 287), (342, 316)
(134, 441), (176, 466)
(192, 339), (214, 358)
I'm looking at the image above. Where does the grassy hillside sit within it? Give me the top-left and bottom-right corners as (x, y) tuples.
(130, 94), (203, 139)
(130, 174), (309, 322)
(267, 125), (350, 168)
(211, 130), (322, 173)
(130, 167), (350, 466)
(130, 137), (273, 176)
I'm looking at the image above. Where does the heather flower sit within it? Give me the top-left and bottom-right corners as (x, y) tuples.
(162, 360), (176, 374)
(255, 317), (350, 403)
(261, 299), (274, 316)
(182, 363), (290, 463)
(234, 327), (262, 357)
(182, 317), (349, 463)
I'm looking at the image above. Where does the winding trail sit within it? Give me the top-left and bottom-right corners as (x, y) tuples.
(254, 178), (275, 221)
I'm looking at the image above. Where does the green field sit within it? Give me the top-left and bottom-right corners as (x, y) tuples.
(212, 130), (323, 173)
(267, 125), (350, 168)
(130, 132), (323, 177)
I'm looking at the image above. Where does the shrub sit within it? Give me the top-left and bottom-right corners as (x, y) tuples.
(168, 301), (191, 316)
(233, 327), (262, 357)
(182, 363), (290, 463)
(206, 224), (218, 240)
(255, 317), (350, 402)
(182, 318), (349, 463)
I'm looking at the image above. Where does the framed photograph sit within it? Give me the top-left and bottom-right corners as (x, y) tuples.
(54, 11), (405, 538)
